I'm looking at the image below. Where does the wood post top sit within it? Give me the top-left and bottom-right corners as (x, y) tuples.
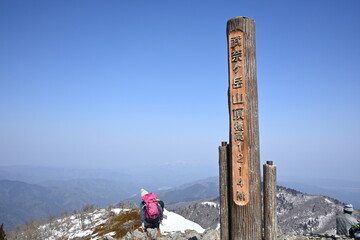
(227, 17), (255, 35)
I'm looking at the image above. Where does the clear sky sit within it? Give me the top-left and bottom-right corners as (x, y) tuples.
(0, 0), (359, 186)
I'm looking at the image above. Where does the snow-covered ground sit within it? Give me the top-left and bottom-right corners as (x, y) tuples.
(40, 208), (121, 240)
(161, 209), (205, 234)
(38, 207), (204, 240)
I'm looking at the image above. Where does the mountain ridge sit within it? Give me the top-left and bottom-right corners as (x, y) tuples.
(1, 174), (359, 233)
(172, 185), (360, 235)
(4, 186), (360, 239)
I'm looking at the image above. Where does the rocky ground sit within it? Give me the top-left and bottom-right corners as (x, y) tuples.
(116, 229), (354, 240)
(119, 229), (219, 240)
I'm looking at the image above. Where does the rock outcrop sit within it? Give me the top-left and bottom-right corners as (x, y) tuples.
(0, 224), (7, 240)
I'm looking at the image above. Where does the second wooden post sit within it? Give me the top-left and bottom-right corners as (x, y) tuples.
(263, 161), (277, 240)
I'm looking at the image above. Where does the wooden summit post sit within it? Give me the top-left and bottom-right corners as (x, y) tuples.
(226, 16), (262, 240)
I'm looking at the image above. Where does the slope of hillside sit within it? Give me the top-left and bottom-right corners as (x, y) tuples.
(277, 186), (344, 234)
(173, 186), (360, 235)
(6, 207), (205, 240)
(6, 204), (357, 240)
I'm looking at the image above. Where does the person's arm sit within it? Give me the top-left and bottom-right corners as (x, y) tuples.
(158, 200), (165, 209)
(159, 204), (164, 221)
(140, 203), (145, 223)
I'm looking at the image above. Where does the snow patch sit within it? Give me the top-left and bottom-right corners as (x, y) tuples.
(111, 208), (128, 215)
(161, 209), (205, 234)
(104, 231), (116, 237)
(216, 223), (220, 230)
(201, 201), (218, 208)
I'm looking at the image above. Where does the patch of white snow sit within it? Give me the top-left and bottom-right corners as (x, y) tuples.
(201, 201), (218, 208)
(160, 209), (205, 234)
(111, 208), (128, 215)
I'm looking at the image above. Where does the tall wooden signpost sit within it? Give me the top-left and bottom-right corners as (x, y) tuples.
(220, 16), (262, 240)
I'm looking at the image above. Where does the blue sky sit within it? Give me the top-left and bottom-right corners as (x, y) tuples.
(0, 0), (359, 186)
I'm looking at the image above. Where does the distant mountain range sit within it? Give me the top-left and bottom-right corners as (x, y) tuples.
(278, 178), (360, 210)
(0, 179), (128, 229)
(127, 177), (219, 205)
(0, 166), (359, 233)
(0, 180), (60, 230)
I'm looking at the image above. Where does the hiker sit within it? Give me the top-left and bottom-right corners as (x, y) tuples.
(336, 203), (359, 236)
(140, 189), (164, 238)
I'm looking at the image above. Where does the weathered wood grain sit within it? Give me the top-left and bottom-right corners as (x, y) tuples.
(219, 142), (229, 240)
(227, 16), (262, 240)
(264, 162), (277, 240)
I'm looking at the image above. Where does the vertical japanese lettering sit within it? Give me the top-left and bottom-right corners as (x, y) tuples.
(234, 121), (244, 131)
(231, 50), (243, 62)
(229, 31), (249, 205)
(232, 77), (243, 89)
(233, 65), (241, 73)
(232, 93), (244, 105)
(235, 132), (244, 141)
(233, 108), (245, 120)
(231, 36), (242, 48)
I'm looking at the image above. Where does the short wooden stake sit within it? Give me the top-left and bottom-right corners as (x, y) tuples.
(263, 161), (277, 240)
(219, 141), (229, 240)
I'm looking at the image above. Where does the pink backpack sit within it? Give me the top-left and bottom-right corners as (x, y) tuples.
(142, 192), (161, 222)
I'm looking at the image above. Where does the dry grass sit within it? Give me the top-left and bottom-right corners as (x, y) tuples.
(92, 208), (142, 239)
